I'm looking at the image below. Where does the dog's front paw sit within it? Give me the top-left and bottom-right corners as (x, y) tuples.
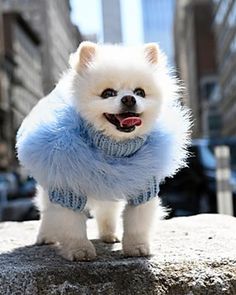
(101, 234), (120, 244)
(123, 243), (150, 257)
(36, 233), (55, 245)
(59, 239), (97, 261)
(123, 236), (150, 257)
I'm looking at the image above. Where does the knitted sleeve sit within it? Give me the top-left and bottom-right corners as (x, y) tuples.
(127, 176), (159, 206)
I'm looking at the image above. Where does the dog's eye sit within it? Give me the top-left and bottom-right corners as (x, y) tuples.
(134, 88), (145, 98)
(101, 88), (117, 99)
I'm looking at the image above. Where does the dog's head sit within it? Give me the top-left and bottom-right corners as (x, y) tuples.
(70, 42), (175, 140)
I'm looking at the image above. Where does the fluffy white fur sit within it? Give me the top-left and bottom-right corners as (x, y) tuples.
(34, 42), (190, 261)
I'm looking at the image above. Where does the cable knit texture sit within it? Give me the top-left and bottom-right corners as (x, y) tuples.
(16, 74), (190, 211)
(48, 189), (87, 212)
(84, 124), (147, 157)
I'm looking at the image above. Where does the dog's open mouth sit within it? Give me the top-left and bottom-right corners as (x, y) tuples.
(104, 112), (142, 133)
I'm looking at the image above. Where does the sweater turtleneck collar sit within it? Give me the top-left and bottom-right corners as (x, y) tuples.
(80, 118), (147, 157)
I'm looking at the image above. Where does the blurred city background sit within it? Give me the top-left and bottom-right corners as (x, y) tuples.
(0, 0), (236, 221)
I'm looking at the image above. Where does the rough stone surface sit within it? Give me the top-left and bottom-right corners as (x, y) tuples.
(0, 214), (236, 295)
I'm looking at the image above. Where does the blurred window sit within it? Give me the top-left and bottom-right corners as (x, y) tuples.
(200, 77), (217, 100)
(224, 71), (236, 97)
(215, 0), (231, 25)
(229, 144), (236, 170)
(202, 82), (216, 100)
(208, 114), (221, 130)
(230, 34), (236, 53)
(227, 1), (236, 27)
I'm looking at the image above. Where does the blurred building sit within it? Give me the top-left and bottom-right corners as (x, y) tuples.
(2, 0), (82, 94)
(174, 0), (219, 138)
(141, 0), (175, 65)
(0, 0), (82, 169)
(101, 0), (123, 43)
(0, 12), (42, 167)
(213, 0), (236, 136)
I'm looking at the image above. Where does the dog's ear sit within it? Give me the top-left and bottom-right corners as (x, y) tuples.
(144, 43), (159, 65)
(69, 41), (97, 72)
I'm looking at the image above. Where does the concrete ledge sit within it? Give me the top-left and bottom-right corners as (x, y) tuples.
(0, 214), (236, 294)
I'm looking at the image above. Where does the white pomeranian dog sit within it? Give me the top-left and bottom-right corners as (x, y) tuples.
(16, 42), (190, 261)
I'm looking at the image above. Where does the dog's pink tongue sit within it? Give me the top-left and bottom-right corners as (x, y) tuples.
(116, 115), (142, 127)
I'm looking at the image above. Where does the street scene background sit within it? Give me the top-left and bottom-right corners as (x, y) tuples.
(0, 0), (235, 221)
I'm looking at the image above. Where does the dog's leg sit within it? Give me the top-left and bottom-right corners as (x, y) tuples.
(92, 200), (122, 243)
(36, 186), (96, 261)
(122, 198), (158, 257)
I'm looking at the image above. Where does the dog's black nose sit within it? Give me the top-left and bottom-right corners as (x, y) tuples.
(121, 95), (136, 107)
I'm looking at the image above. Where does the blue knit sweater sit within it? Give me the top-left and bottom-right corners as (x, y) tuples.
(16, 75), (190, 211)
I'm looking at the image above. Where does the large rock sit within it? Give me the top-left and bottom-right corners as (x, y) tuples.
(0, 214), (236, 295)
